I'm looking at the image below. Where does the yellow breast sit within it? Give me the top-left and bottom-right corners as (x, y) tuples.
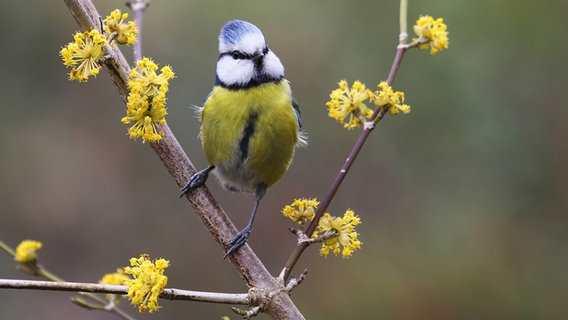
(200, 80), (299, 193)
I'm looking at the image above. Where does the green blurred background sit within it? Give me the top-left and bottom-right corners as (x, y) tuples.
(1, 0), (567, 319)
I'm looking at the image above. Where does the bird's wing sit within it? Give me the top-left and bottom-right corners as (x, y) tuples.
(292, 96), (302, 129)
(292, 97), (308, 147)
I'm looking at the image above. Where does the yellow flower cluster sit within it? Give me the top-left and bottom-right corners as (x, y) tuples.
(282, 198), (362, 258)
(60, 30), (107, 82)
(103, 9), (138, 45)
(374, 81), (410, 115)
(314, 210), (362, 258)
(327, 80), (374, 129)
(413, 15), (449, 55)
(282, 198), (319, 224)
(123, 254), (169, 313)
(60, 9), (138, 82)
(121, 57), (174, 142)
(14, 240), (43, 263)
(326, 80), (410, 129)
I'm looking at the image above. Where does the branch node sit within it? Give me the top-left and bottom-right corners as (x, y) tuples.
(247, 287), (268, 306)
(288, 228), (315, 246)
(103, 296), (118, 311)
(399, 31), (409, 43)
(232, 270), (309, 320)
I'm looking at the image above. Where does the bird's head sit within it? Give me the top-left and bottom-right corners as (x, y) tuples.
(215, 20), (284, 89)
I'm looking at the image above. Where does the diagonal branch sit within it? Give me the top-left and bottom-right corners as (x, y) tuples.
(62, 0), (304, 318)
(281, 44), (409, 281)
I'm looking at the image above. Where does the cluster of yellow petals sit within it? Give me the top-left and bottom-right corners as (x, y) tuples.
(103, 9), (138, 45)
(60, 30), (107, 82)
(326, 80), (374, 130)
(413, 15), (449, 55)
(123, 254), (169, 313)
(14, 240), (43, 263)
(314, 210), (362, 258)
(282, 198), (362, 258)
(373, 81), (410, 115)
(282, 198), (319, 224)
(326, 80), (410, 129)
(60, 9), (138, 82)
(121, 57), (174, 142)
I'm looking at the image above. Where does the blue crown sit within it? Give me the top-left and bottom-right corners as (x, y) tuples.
(219, 20), (263, 46)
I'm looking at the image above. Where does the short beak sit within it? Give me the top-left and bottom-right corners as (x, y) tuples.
(252, 51), (264, 64)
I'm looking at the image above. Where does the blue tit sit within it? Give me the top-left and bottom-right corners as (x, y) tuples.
(180, 20), (306, 258)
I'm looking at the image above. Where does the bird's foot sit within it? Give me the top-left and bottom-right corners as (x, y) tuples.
(223, 226), (251, 259)
(179, 166), (213, 197)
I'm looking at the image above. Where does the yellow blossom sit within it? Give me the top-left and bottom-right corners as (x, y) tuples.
(100, 268), (131, 285)
(413, 15), (449, 55)
(326, 80), (375, 129)
(122, 57), (174, 142)
(60, 29), (107, 82)
(314, 210), (362, 258)
(372, 82), (411, 115)
(123, 254), (169, 313)
(103, 9), (138, 45)
(282, 198), (319, 224)
(99, 268), (131, 304)
(14, 240), (43, 263)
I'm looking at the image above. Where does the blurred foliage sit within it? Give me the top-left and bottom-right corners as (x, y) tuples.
(1, 0), (567, 319)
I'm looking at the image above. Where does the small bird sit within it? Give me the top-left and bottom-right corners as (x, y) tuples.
(180, 20), (306, 258)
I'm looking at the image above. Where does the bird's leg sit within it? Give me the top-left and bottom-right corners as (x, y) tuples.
(179, 165), (215, 197)
(224, 186), (266, 259)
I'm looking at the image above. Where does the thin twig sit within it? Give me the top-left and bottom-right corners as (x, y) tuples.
(399, 0), (408, 36)
(0, 240), (16, 256)
(0, 279), (252, 305)
(126, 0), (149, 63)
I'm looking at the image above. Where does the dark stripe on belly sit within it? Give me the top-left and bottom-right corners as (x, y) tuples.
(239, 111), (258, 163)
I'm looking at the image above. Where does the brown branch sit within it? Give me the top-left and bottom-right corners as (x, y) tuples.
(62, 0), (304, 318)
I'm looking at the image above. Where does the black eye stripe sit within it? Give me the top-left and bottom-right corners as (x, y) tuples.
(221, 47), (270, 60)
(231, 50), (247, 60)
(220, 50), (252, 60)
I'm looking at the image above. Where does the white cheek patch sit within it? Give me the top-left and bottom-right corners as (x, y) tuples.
(262, 51), (284, 78)
(217, 55), (254, 86)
